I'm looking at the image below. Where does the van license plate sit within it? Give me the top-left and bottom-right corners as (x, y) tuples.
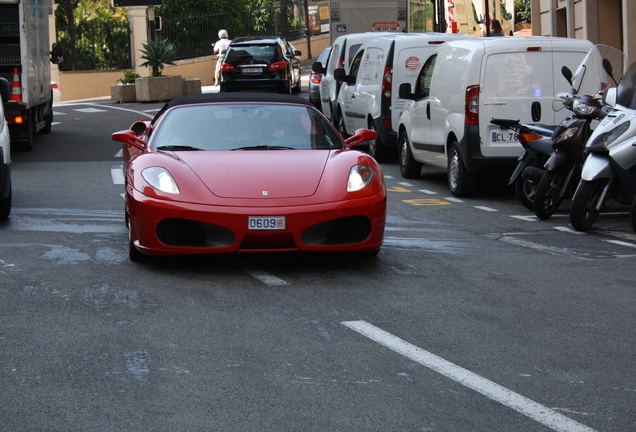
(248, 216), (286, 230)
(491, 130), (519, 143)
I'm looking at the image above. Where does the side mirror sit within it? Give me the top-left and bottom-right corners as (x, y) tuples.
(112, 129), (147, 151)
(399, 83), (415, 100)
(345, 128), (378, 149)
(312, 62), (325, 74)
(334, 68), (354, 84)
(603, 87), (617, 107)
(50, 42), (64, 64)
(0, 77), (10, 104)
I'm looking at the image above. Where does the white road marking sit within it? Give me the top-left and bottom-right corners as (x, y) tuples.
(510, 215), (537, 222)
(399, 182), (414, 187)
(418, 189), (438, 195)
(234, 260), (289, 286)
(114, 149), (123, 158)
(342, 320), (597, 432)
(74, 107), (108, 113)
(604, 239), (636, 248)
(111, 166), (125, 185)
(445, 197), (464, 203)
(554, 226), (586, 235)
(474, 205), (499, 212)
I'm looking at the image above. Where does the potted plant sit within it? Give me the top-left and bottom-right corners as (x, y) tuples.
(135, 37), (183, 102)
(110, 70), (140, 103)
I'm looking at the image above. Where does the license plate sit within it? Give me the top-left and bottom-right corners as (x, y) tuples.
(248, 216), (286, 230)
(242, 67), (263, 74)
(491, 129), (519, 143)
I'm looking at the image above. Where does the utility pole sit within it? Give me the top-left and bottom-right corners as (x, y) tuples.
(304, 0), (312, 59)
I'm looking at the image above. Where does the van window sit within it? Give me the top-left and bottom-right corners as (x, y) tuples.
(483, 52), (554, 98)
(349, 50), (365, 82)
(328, 43), (341, 74)
(359, 47), (385, 85)
(414, 54), (437, 99)
(347, 44), (362, 67)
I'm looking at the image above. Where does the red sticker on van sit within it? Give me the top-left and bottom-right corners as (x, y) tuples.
(405, 56), (420, 71)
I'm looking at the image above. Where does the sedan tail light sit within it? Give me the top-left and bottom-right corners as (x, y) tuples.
(221, 63), (236, 72)
(269, 61), (287, 72)
(310, 72), (322, 84)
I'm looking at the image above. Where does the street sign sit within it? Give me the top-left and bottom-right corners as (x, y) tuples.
(113, 0), (163, 6)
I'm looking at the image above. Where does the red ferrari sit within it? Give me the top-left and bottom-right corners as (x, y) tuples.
(112, 93), (387, 261)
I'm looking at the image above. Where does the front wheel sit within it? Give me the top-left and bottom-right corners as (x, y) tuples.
(336, 107), (348, 139)
(570, 179), (608, 231)
(0, 184), (11, 219)
(398, 130), (421, 178)
(533, 170), (568, 220)
(367, 119), (388, 163)
(447, 142), (475, 197)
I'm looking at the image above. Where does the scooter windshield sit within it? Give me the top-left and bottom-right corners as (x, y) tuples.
(616, 61), (636, 109)
(570, 44), (626, 96)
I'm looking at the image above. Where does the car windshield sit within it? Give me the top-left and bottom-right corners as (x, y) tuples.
(151, 103), (342, 151)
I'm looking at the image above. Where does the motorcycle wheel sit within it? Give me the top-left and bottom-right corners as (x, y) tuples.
(570, 179), (607, 231)
(514, 176), (537, 211)
(631, 197), (636, 234)
(534, 170), (567, 220)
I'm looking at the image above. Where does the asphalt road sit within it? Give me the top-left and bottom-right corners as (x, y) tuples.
(1, 89), (635, 432)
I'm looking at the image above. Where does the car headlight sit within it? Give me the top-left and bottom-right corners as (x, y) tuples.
(587, 121), (630, 152)
(347, 165), (375, 192)
(142, 167), (180, 194)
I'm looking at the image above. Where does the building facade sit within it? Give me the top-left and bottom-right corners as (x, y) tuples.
(531, 0), (635, 63)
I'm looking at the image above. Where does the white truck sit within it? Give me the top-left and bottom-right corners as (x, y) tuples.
(328, 0), (408, 44)
(0, 0), (62, 152)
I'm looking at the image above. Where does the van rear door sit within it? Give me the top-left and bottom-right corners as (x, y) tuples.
(480, 40), (554, 158)
(480, 39), (592, 158)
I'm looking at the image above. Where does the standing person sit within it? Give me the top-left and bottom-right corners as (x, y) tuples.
(213, 29), (231, 86)
(490, 19), (505, 37)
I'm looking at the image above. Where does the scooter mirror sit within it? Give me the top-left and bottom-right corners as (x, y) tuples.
(604, 87), (617, 107)
(561, 66), (573, 86)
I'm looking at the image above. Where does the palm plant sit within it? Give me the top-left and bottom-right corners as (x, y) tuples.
(139, 37), (176, 77)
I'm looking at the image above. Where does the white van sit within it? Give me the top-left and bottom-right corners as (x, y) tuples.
(397, 37), (596, 196)
(312, 32), (394, 123)
(334, 32), (475, 162)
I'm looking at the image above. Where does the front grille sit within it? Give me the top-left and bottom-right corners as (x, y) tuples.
(301, 216), (372, 246)
(157, 219), (235, 247)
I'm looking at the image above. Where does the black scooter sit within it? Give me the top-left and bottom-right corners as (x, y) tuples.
(490, 119), (556, 210)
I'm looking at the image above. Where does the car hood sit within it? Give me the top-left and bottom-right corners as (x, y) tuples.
(178, 150), (330, 199)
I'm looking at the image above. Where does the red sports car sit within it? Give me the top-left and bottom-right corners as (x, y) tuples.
(112, 93), (386, 261)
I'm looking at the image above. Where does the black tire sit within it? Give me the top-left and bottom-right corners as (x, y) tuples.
(367, 118), (388, 163)
(0, 184), (11, 219)
(398, 130), (421, 178)
(128, 219), (145, 262)
(533, 170), (567, 220)
(40, 97), (53, 135)
(336, 107), (348, 139)
(514, 175), (537, 211)
(447, 141), (475, 197)
(631, 196), (636, 234)
(570, 179), (608, 231)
